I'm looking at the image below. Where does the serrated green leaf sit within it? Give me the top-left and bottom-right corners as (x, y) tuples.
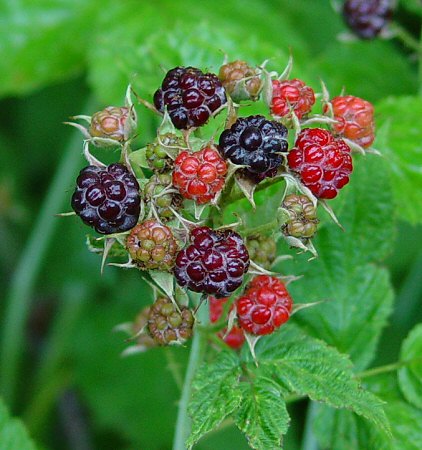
(250, 325), (390, 436)
(375, 96), (422, 224)
(398, 323), (422, 409)
(0, 398), (37, 450)
(235, 377), (289, 450)
(314, 373), (422, 450)
(187, 351), (242, 448)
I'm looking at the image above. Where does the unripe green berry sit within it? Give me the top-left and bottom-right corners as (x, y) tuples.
(148, 297), (194, 345)
(282, 194), (319, 240)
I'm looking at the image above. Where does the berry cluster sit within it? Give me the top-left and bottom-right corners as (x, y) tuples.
(67, 58), (377, 355)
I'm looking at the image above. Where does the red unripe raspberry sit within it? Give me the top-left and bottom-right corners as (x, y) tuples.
(209, 297), (245, 349)
(172, 147), (227, 204)
(236, 275), (293, 336)
(287, 128), (353, 199)
(326, 95), (375, 148)
(271, 79), (315, 120)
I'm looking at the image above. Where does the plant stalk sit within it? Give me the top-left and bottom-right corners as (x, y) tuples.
(172, 295), (209, 450)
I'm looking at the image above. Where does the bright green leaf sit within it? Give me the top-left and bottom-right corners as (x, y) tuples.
(187, 351), (242, 448)
(398, 323), (422, 409)
(250, 325), (391, 436)
(0, 398), (37, 450)
(376, 96), (422, 224)
(235, 377), (290, 450)
(0, 0), (102, 97)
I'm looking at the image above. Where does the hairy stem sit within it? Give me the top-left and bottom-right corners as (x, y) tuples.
(173, 296), (209, 450)
(390, 22), (422, 54)
(0, 99), (96, 407)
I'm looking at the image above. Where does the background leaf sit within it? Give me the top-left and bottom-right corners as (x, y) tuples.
(0, 398), (37, 450)
(398, 323), (422, 409)
(375, 96), (422, 224)
(314, 373), (422, 450)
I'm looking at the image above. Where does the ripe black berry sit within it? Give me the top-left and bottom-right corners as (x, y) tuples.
(174, 227), (249, 298)
(218, 115), (288, 176)
(342, 0), (393, 39)
(153, 66), (227, 129)
(71, 163), (140, 234)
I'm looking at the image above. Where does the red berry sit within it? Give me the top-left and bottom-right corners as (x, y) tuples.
(174, 227), (249, 298)
(287, 128), (353, 199)
(89, 106), (131, 142)
(209, 297), (245, 349)
(326, 95), (375, 148)
(172, 147), (227, 204)
(236, 275), (293, 336)
(153, 66), (227, 129)
(271, 79), (315, 120)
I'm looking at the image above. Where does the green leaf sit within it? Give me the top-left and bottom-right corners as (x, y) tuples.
(235, 377), (290, 450)
(0, 0), (101, 97)
(314, 373), (422, 450)
(0, 398), (37, 450)
(281, 156), (395, 369)
(375, 96), (422, 224)
(400, 0), (422, 16)
(187, 351), (242, 448)
(398, 324), (422, 409)
(314, 40), (417, 103)
(250, 325), (391, 436)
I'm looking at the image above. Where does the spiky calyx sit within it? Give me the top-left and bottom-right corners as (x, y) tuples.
(144, 173), (183, 221)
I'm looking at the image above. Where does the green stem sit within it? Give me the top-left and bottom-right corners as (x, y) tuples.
(173, 296), (209, 450)
(23, 282), (88, 435)
(0, 98), (96, 407)
(390, 22), (422, 53)
(359, 356), (422, 380)
(226, 176), (284, 205)
(418, 23), (422, 96)
(165, 348), (184, 391)
(301, 402), (319, 450)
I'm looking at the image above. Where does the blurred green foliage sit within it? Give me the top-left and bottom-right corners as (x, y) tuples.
(0, 0), (422, 449)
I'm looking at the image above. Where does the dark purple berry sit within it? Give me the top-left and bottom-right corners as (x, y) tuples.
(153, 66), (227, 129)
(218, 115), (288, 178)
(342, 0), (393, 39)
(71, 163), (140, 234)
(174, 227), (249, 298)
